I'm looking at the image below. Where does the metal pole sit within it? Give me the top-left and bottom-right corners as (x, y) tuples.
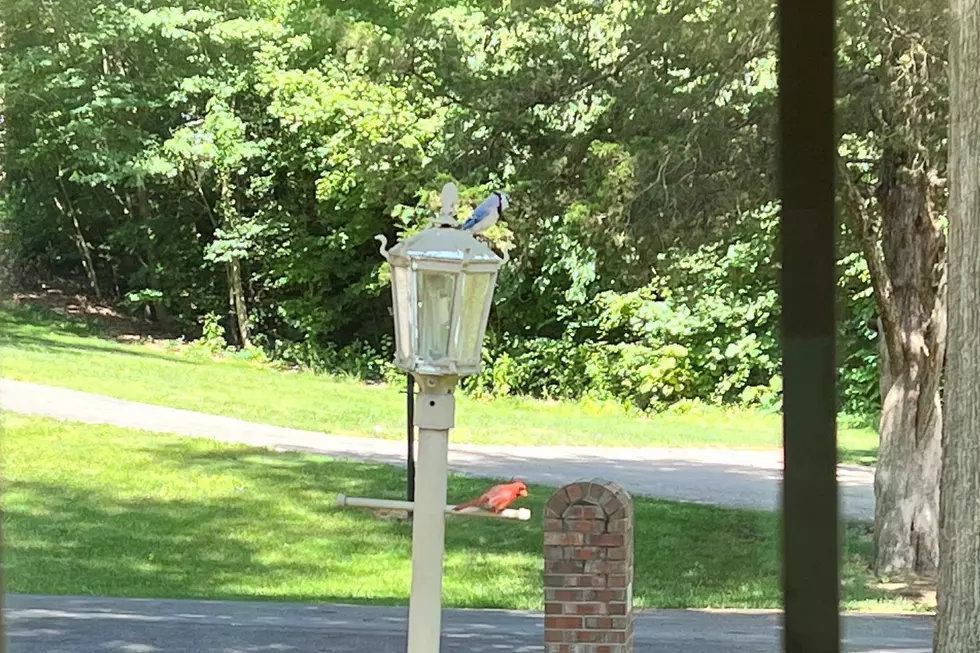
(407, 373), (416, 505)
(778, 0), (840, 650)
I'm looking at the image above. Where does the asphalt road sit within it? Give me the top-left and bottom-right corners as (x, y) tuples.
(0, 379), (876, 519)
(4, 595), (934, 653)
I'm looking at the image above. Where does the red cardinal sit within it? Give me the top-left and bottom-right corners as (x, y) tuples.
(453, 480), (529, 513)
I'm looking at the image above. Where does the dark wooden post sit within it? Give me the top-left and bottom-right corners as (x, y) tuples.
(778, 0), (840, 650)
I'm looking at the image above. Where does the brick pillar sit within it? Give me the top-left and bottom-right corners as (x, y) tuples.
(543, 479), (634, 653)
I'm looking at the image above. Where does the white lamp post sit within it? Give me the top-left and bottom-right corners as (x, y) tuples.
(374, 183), (507, 653)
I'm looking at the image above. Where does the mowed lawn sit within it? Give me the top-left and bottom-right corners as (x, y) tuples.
(0, 303), (880, 463)
(2, 414), (912, 612)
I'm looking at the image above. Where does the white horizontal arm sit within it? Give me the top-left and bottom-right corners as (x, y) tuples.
(336, 493), (531, 521)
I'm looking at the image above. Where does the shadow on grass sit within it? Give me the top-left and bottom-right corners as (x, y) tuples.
(4, 439), (898, 610)
(0, 331), (201, 366)
(1, 300), (109, 336)
(0, 304), (201, 366)
(4, 478), (281, 600)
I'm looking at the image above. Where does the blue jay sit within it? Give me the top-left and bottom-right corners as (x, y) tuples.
(460, 191), (510, 235)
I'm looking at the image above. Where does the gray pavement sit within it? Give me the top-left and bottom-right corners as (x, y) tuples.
(4, 595), (933, 653)
(0, 378), (876, 520)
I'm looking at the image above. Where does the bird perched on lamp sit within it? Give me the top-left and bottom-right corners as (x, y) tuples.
(459, 191), (510, 236)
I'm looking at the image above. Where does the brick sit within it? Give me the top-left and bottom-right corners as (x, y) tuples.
(544, 518), (564, 532)
(573, 547), (602, 560)
(606, 518), (630, 533)
(600, 494), (623, 516)
(565, 483), (586, 503)
(607, 575), (628, 588)
(545, 616), (583, 629)
(546, 488), (571, 517)
(544, 629), (571, 643)
(546, 560), (586, 574)
(545, 546), (565, 560)
(607, 602), (628, 615)
(563, 574), (607, 588)
(605, 480), (628, 499)
(587, 588), (627, 602)
(565, 505), (605, 520)
(596, 534), (625, 547)
(545, 532), (585, 546)
(545, 602), (563, 614)
(569, 602), (604, 615)
(545, 588), (584, 602)
(584, 560), (627, 575)
(575, 631), (626, 645)
(607, 505), (628, 520)
(606, 547), (627, 561)
(544, 574), (572, 587)
(565, 519), (602, 533)
(544, 645), (570, 653)
(586, 483), (609, 504)
(584, 616), (629, 630)
(584, 616), (613, 629)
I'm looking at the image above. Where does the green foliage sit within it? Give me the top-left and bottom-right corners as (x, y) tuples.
(464, 205), (785, 411)
(0, 0), (882, 416)
(195, 312), (229, 354)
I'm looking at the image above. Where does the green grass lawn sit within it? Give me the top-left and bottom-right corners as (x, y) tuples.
(0, 301), (879, 463)
(2, 413), (914, 612)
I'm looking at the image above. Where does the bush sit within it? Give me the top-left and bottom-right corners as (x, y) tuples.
(245, 203), (879, 417)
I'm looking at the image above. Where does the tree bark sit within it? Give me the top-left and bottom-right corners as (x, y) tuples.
(872, 154), (947, 577)
(135, 185), (173, 331)
(218, 174), (251, 349)
(839, 152), (947, 577)
(227, 258), (251, 348)
(55, 177), (102, 300)
(934, 0), (980, 648)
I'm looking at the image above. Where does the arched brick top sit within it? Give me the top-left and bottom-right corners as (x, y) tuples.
(545, 478), (633, 522)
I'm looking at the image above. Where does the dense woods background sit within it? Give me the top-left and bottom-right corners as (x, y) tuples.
(1, 0), (946, 420)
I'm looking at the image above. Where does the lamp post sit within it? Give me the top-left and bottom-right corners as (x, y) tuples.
(374, 182), (506, 653)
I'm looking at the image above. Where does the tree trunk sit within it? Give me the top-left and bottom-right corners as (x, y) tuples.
(55, 178), (101, 300)
(840, 149), (948, 577)
(135, 185), (173, 331)
(218, 174), (251, 348)
(934, 0), (980, 647)
(871, 155), (947, 577)
(227, 258), (251, 349)
(873, 309), (944, 576)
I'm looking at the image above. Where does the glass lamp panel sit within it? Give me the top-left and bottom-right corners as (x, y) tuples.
(392, 264), (414, 361)
(418, 270), (457, 363)
(454, 272), (494, 365)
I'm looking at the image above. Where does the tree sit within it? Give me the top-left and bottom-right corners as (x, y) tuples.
(934, 0), (980, 647)
(837, 0), (950, 576)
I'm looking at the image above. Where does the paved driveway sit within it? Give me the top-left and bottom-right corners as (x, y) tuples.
(0, 378), (876, 519)
(4, 595), (932, 653)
